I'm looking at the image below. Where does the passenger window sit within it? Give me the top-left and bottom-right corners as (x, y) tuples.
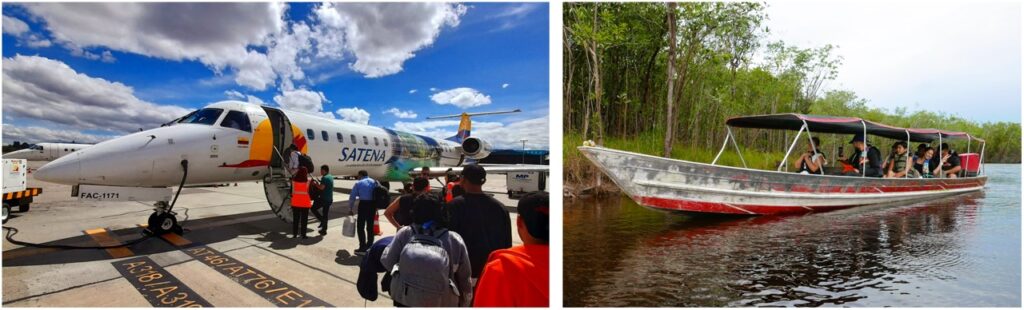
(307, 129), (315, 141)
(64, 148), (68, 151)
(179, 108), (223, 125)
(219, 110), (252, 132)
(374, 137), (379, 146)
(363, 136), (368, 145)
(350, 134), (356, 143)
(337, 133), (343, 143)
(321, 130), (328, 141)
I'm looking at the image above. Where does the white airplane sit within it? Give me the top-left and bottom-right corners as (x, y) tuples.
(35, 100), (547, 234)
(3, 143), (94, 161)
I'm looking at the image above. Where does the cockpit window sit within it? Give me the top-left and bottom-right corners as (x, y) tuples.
(219, 110), (252, 132)
(31, 145), (43, 150)
(179, 108), (223, 125)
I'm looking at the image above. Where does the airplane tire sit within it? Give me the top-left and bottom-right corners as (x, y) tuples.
(2, 203), (10, 224)
(147, 212), (179, 235)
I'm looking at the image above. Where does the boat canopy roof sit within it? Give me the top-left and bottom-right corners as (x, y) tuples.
(725, 113), (984, 143)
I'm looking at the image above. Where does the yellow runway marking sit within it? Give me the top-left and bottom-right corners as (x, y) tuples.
(137, 224), (193, 247)
(83, 228), (134, 258)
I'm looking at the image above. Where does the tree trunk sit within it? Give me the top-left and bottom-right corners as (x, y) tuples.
(663, 2), (677, 157)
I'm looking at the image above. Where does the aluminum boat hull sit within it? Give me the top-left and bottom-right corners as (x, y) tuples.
(578, 146), (987, 215)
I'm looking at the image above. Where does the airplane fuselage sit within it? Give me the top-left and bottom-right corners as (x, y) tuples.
(35, 101), (463, 187)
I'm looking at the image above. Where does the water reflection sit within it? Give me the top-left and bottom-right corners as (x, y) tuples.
(565, 165), (1020, 307)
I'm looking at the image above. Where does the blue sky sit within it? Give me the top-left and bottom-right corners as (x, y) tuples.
(764, 1), (1020, 123)
(2, 3), (550, 149)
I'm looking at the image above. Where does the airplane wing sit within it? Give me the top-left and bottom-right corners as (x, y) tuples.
(410, 164), (548, 178)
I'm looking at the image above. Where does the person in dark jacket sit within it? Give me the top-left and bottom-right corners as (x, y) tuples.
(356, 236), (394, 301)
(446, 164), (512, 284)
(845, 133), (883, 177)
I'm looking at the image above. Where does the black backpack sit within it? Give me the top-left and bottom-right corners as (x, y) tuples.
(374, 181), (391, 209)
(298, 153), (314, 173)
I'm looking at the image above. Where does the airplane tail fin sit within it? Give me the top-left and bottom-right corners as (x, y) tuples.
(427, 109), (521, 144)
(445, 114), (472, 143)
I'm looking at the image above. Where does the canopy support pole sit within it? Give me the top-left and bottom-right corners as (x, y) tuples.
(778, 124), (805, 172)
(861, 120), (867, 177)
(965, 134), (972, 178)
(938, 134), (944, 178)
(801, 120), (824, 175)
(979, 141), (986, 176)
(711, 128), (730, 166)
(729, 127), (747, 168)
(904, 129), (911, 178)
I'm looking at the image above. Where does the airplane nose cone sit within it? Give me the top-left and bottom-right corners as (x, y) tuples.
(35, 153), (81, 185)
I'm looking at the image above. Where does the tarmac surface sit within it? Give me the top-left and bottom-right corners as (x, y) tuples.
(3, 161), (535, 307)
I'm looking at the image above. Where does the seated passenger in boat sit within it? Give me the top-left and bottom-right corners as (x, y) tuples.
(913, 147), (937, 178)
(933, 143), (962, 178)
(884, 141), (915, 178)
(914, 143), (930, 161)
(792, 137), (826, 174)
(842, 134), (883, 177)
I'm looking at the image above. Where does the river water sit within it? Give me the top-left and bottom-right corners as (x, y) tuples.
(564, 164), (1020, 307)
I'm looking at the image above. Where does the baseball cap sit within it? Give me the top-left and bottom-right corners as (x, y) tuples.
(461, 164), (486, 184)
(517, 192), (549, 242)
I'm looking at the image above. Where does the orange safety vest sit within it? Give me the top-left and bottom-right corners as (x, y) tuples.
(291, 180), (312, 208)
(445, 182), (455, 202)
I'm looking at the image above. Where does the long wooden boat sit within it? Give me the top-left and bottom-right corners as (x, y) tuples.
(579, 114), (988, 215)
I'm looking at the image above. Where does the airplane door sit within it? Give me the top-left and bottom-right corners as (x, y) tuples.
(261, 107), (294, 168)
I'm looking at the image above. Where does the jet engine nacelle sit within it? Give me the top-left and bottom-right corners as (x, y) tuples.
(461, 137), (492, 159)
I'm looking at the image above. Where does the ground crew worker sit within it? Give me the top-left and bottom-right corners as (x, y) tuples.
(444, 172), (460, 203)
(311, 165), (334, 235)
(291, 166), (312, 239)
(349, 170), (377, 254)
(473, 192), (549, 307)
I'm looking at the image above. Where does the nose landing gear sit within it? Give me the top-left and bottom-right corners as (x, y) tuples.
(146, 201), (183, 235)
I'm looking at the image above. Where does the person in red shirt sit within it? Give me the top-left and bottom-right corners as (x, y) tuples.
(473, 192), (549, 307)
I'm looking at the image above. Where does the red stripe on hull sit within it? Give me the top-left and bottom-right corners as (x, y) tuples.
(637, 196), (859, 215)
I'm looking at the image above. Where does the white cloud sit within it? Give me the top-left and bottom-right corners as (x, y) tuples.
(384, 107), (418, 119)
(246, 95), (266, 105)
(502, 83), (510, 89)
(2, 55), (191, 133)
(273, 88), (333, 118)
(393, 116), (548, 149)
(225, 90), (267, 105)
(430, 87), (438, 92)
(224, 90), (246, 100)
(337, 107), (370, 124)
(314, 3), (466, 77)
(25, 34), (51, 48)
(20, 3), (286, 89)
(490, 3), (541, 31)
(3, 15), (29, 36)
(764, 2), (1021, 122)
(2, 124), (111, 144)
(430, 87), (492, 108)
(409, 89), (418, 94)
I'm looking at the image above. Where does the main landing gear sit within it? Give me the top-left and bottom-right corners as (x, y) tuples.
(147, 201), (183, 235)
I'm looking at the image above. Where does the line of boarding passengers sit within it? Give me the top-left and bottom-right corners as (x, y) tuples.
(792, 134), (964, 178)
(283, 145), (548, 307)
